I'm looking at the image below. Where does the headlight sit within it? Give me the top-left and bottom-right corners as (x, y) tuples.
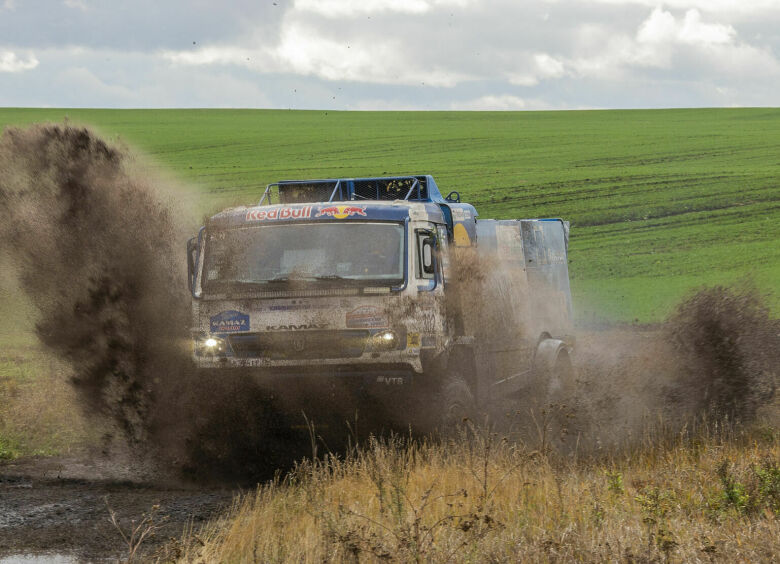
(196, 335), (226, 355)
(372, 330), (398, 351)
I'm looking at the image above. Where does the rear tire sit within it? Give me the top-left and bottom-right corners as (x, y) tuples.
(534, 340), (583, 452)
(546, 348), (576, 406)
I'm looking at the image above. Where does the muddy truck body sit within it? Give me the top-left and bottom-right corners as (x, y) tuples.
(187, 175), (575, 429)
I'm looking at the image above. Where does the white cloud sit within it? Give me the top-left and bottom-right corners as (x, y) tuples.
(164, 45), (257, 67)
(570, 6), (780, 78)
(350, 98), (425, 110)
(63, 0), (88, 11)
(588, 0), (780, 16)
(451, 95), (527, 110)
(294, 0), (471, 18)
(165, 19), (473, 87)
(0, 50), (38, 72)
(271, 22), (469, 86)
(4, 47), (274, 108)
(638, 8), (735, 46)
(3, 0), (780, 109)
(509, 53), (567, 86)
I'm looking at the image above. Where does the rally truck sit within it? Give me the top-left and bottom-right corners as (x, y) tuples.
(186, 175), (575, 432)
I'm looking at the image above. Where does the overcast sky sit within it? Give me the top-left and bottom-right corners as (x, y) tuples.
(1, 0), (779, 110)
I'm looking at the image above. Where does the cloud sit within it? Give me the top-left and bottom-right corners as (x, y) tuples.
(2, 0), (780, 109)
(508, 53), (567, 86)
(350, 98), (426, 110)
(271, 21), (470, 86)
(165, 18), (474, 87)
(0, 50), (38, 72)
(63, 0), (87, 10)
(568, 6), (780, 78)
(637, 8), (735, 46)
(451, 95), (527, 110)
(294, 0), (471, 17)
(164, 45), (257, 67)
(0, 47), (274, 108)
(589, 0), (780, 17)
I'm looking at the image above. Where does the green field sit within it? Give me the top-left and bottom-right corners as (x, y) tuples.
(1, 107), (778, 324)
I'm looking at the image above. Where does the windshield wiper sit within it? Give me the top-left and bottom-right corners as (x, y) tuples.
(312, 275), (367, 284)
(312, 274), (349, 281)
(219, 277), (291, 287)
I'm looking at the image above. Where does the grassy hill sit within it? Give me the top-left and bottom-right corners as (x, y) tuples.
(0, 107), (778, 322)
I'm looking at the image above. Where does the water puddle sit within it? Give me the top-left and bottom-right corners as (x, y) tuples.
(0, 555), (78, 564)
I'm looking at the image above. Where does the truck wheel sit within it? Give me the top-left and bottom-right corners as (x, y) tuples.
(533, 339), (584, 451)
(535, 338), (576, 406)
(546, 347), (576, 405)
(441, 376), (475, 431)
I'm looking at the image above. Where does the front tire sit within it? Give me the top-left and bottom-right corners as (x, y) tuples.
(441, 376), (475, 430)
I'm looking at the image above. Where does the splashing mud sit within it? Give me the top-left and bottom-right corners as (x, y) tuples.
(0, 124), (293, 482)
(665, 285), (778, 422)
(0, 123), (776, 485)
(0, 124), (190, 445)
(569, 285), (778, 451)
(440, 243), (777, 451)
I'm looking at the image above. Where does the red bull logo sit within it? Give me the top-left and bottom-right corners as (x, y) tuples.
(316, 205), (367, 219)
(246, 206), (313, 221)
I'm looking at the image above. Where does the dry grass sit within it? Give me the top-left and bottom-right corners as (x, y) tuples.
(0, 347), (98, 458)
(176, 416), (779, 563)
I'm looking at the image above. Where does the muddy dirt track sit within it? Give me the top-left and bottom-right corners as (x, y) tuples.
(0, 456), (234, 562)
(0, 318), (777, 561)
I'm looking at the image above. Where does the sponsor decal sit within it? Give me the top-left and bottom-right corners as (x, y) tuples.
(210, 310), (250, 333)
(266, 323), (327, 331)
(316, 205), (367, 219)
(246, 206), (313, 222)
(346, 306), (388, 328)
(376, 376), (405, 386)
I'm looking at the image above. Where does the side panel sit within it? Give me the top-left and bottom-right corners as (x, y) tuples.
(472, 220), (534, 386)
(468, 219), (574, 391)
(520, 219), (573, 336)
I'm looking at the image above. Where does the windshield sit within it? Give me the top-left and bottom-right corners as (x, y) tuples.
(202, 222), (405, 292)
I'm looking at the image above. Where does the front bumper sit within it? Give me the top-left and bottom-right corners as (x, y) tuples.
(195, 354), (421, 378)
(194, 329), (425, 373)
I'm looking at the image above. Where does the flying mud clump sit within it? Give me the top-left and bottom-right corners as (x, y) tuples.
(665, 285), (779, 423)
(0, 124), (192, 447)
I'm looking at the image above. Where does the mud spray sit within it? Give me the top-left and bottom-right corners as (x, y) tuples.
(0, 124), (308, 483)
(0, 124), (777, 483)
(572, 285), (779, 451)
(439, 228), (778, 451)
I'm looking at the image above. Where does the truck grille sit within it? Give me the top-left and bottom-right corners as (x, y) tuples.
(227, 330), (370, 360)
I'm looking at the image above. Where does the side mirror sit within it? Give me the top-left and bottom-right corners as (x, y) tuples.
(422, 237), (435, 274)
(187, 236), (198, 291)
